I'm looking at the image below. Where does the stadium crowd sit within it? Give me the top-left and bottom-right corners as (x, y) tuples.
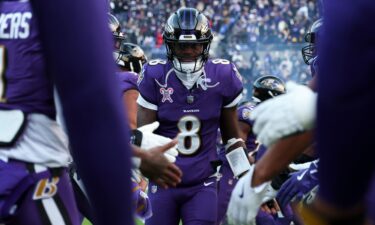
(111, 0), (320, 46)
(110, 0), (320, 89)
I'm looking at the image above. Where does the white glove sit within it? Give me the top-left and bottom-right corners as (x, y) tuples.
(250, 81), (317, 146)
(137, 122), (178, 163)
(227, 165), (271, 225)
(262, 185), (278, 203)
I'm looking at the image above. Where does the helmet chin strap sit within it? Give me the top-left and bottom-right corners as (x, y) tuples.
(173, 58), (204, 90)
(174, 68), (203, 90)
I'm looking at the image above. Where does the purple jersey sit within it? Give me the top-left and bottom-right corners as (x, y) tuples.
(317, 0), (375, 209)
(218, 103), (257, 159)
(138, 59), (243, 186)
(0, 1), (55, 118)
(237, 103), (257, 151)
(116, 71), (138, 93)
(25, 0), (134, 223)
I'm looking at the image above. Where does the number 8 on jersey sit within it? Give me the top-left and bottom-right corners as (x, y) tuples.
(177, 115), (201, 155)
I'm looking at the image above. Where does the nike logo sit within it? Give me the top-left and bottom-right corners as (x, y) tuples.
(239, 184), (245, 198)
(203, 182), (214, 186)
(297, 170), (308, 181)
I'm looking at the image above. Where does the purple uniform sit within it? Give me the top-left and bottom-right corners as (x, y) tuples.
(131, 180), (152, 219)
(117, 71), (138, 93)
(317, 0), (375, 215)
(0, 160), (80, 224)
(217, 103), (257, 224)
(1, 0), (134, 224)
(0, 1), (55, 119)
(138, 59), (242, 225)
(0, 2), (80, 224)
(138, 59), (242, 186)
(237, 103), (257, 151)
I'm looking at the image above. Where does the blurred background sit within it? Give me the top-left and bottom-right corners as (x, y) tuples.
(109, 0), (321, 98)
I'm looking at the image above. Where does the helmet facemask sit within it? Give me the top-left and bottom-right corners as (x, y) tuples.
(302, 19), (323, 66)
(113, 43), (147, 74)
(163, 8), (213, 89)
(166, 41), (210, 76)
(301, 32), (316, 65)
(108, 13), (125, 50)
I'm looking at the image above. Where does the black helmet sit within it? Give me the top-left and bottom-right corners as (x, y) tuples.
(163, 8), (213, 74)
(114, 42), (147, 74)
(253, 75), (286, 102)
(108, 13), (125, 49)
(302, 19), (323, 65)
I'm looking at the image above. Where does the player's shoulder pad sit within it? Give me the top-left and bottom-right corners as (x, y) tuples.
(118, 71), (137, 79)
(238, 104), (255, 121)
(206, 58), (243, 82)
(144, 59), (171, 77)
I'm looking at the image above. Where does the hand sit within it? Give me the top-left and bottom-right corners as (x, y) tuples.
(138, 122), (178, 163)
(137, 140), (182, 189)
(251, 81), (317, 146)
(260, 199), (281, 215)
(226, 166), (271, 225)
(276, 161), (319, 209)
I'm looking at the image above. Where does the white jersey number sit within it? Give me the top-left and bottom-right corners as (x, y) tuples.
(177, 115), (201, 155)
(0, 46), (6, 103)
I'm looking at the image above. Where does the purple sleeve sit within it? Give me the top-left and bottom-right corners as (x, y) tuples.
(317, 0), (375, 208)
(237, 105), (255, 127)
(222, 63), (243, 107)
(137, 63), (158, 105)
(30, 1), (133, 225)
(117, 71), (139, 93)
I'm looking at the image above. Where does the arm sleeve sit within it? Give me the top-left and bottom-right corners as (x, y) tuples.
(30, 1), (134, 225)
(237, 105), (255, 127)
(317, 0), (375, 208)
(222, 63), (243, 108)
(117, 72), (138, 93)
(137, 63), (158, 110)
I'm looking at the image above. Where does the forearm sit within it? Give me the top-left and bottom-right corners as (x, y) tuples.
(137, 105), (157, 127)
(123, 90), (139, 129)
(220, 107), (241, 144)
(252, 130), (313, 187)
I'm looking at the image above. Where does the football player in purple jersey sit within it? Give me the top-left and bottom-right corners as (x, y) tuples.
(306, 0), (375, 224)
(69, 14), (181, 223)
(226, 19), (321, 225)
(137, 8), (250, 225)
(259, 1), (375, 223)
(0, 2), (180, 225)
(108, 14), (180, 177)
(0, 0), (135, 224)
(217, 75), (286, 225)
(115, 42), (147, 129)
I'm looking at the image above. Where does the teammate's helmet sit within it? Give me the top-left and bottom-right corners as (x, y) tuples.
(302, 19), (323, 65)
(114, 42), (147, 74)
(252, 75), (286, 102)
(108, 13), (125, 49)
(163, 8), (213, 75)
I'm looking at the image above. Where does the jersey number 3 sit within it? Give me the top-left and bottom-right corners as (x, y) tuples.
(177, 115), (201, 155)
